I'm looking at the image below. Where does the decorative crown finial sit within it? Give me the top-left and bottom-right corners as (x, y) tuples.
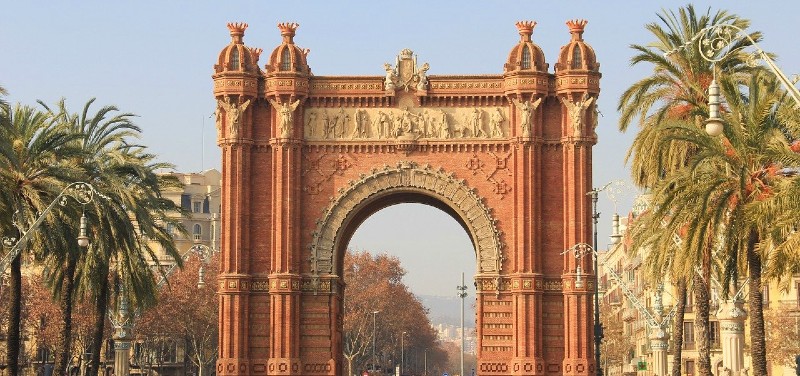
(399, 48), (413, 60)
(228, 22), (247, 38)
(249, 47), (263, 62)
(515, 21), (537, 42)
(278, 22), (300, 43)
(566, 19), (588, 40)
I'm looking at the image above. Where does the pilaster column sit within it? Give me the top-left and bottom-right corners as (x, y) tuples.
(267, 126), (304, 375)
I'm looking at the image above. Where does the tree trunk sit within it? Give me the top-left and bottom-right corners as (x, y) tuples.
(694, 269), (712, 376)
(54, 256), (77, 376)
(88, 269), (110, 376)
(6, 256), (22, 376)
(671, 278), (687, 376)
(747, 230), (768, 376)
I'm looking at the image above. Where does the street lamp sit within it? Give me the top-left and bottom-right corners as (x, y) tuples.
(400, 331), (407, 376)
(372, 310), (380, 374)
(457, 273), (468, 376)
(563, 242), (601, 376)
(113, 243), (217, 376)
(671, 23), (800, 135)
(1, 181), (102, 273)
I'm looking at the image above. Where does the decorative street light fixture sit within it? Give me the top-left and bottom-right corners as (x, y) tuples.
(664, 23), (800, 136)
(696, 23), (800, 108)
(1, 181), (103, 274)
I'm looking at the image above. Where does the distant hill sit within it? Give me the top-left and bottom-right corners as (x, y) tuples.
(419, 295), (476, 328)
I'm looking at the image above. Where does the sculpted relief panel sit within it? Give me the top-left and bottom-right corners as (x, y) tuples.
(303, 106), (509, 141)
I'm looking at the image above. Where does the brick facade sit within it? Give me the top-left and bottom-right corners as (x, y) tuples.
(212, 20), (601, 376)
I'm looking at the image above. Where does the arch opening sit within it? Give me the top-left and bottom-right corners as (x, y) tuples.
(309, 162), (505, 280)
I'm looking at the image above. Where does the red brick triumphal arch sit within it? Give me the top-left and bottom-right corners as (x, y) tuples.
(212, 19), (601, 376)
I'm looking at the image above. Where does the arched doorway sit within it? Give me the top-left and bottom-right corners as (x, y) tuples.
(344, 201), (475, 376)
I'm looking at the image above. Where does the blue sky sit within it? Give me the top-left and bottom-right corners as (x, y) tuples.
(3, 1), (799, 296)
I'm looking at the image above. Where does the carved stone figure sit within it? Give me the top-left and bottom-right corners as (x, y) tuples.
(377, 111), (391, 139)
(513, 97), (542, 137)
(351, 109), (368, 139)
(306, 110), (317, 137)
(389, 113), (401, 137)
(416, 62), (430, 90)
(214, 104), (223, 139)
(470, 108), (486, 138)
(335, 107), (348, 138)
(217, 96), (251, 138)
(418, 110), (433, 137)
(438, 110), (451, 139)
(400, 107), (418, 135)
(383, 63), (397, 91)
(560, 93), (595, 137)
(268, 99), (301, 138)
(321, 110), (330, 139)
(489, 107), (504, 138)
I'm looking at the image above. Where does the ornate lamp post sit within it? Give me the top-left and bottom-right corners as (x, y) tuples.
(587, 189), (604, 376)
(1, 182), (102, 273)
(689, 23), (784, 376)
(112, 243), (216, 376)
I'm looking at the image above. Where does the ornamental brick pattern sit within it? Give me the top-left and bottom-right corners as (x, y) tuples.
(212, 20), (601, 376)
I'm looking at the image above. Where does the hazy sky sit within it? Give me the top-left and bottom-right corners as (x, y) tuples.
(3, 2), (799, 297)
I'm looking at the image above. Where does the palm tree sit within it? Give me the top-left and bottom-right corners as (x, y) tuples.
(42, 98), (185, 376)
(0, 104), (82, 376)
(619, 6), (763, 375)
(630, 71), (797, 376)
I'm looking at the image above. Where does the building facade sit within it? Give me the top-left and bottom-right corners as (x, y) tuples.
(599, 196), (800, 376)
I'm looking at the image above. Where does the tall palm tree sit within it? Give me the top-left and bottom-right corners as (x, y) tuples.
(630, 71), (797, 376)
(619, 6), (762, 375)
(0, 104), (82, 376)
(42, 98), (184, 376)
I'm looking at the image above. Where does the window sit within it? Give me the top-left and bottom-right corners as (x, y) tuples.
(521, 46), (531, 69)
(166, 223), (174, 235)
(685, 292), (694, 313)
(231, 48), (240, 70)
(685, 360), (695, 376)
(181, 194), (191, 210)
(762, 285), (770, 307)
(796, 281), (800, 308)
(193, 201), (201, 213)
(281, 48), (291, 71)
(571, 48), (583, 69)
(193, 224), (202, 241)
(709, 321), (720, 348)
(682, 321), (695, 350)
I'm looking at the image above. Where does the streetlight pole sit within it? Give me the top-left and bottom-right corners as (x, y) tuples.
(588, 188), (604, 376)
(372, 310), (380, 374)
(424, 349), (427, 376)
(457, 273), (467, 376)
(401, 331), (407, 376)
(112, 243), (217, 376)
